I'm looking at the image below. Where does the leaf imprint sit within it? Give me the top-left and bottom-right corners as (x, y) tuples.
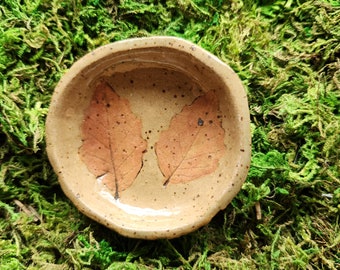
(155, 90), (226, 185)
(79, 82), (147, 199)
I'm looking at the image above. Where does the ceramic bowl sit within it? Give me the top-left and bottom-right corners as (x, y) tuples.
(46, 36), (251, 239)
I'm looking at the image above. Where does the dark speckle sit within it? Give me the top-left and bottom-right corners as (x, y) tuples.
(197, 118), (204, 126)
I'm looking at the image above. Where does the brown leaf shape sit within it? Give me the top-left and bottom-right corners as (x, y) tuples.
(155, 91), (226, 185)
(79, 82), (147, 198)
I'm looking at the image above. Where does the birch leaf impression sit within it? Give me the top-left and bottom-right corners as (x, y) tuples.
(156, 91), (226, 185)
(79, 82), (147, 198)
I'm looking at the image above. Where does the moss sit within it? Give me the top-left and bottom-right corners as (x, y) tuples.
(0, 0), (339, 269)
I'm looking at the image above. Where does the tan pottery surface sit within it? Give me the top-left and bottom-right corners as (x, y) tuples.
(45, 36), (251, 239)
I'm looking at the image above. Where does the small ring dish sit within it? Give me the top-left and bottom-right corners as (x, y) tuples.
(46, 36), (251, 239)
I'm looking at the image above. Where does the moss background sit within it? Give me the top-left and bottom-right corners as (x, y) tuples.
(0, 0), (339, 269)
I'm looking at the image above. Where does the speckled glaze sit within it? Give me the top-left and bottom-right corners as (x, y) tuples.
(45, 36), (251, 239)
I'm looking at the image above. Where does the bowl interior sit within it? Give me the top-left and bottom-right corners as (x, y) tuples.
(46, 37), (251, 239)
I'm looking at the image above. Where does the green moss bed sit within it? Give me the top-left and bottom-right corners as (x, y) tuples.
(0, 0), (339, 269)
